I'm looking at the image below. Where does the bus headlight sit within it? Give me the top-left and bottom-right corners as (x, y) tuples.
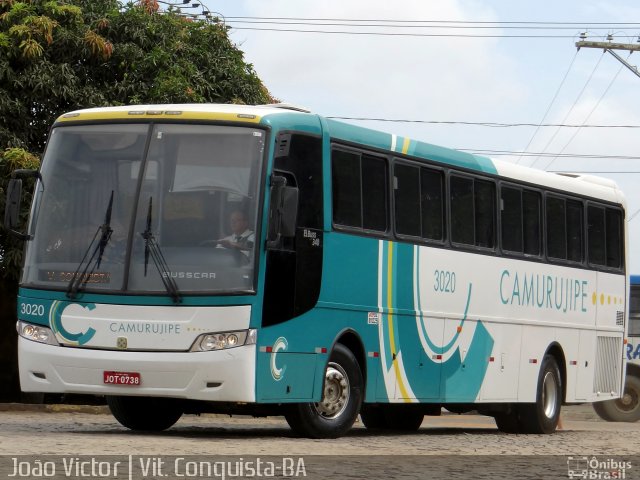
(17, 321), (58, 346)
(190, 329), (256, 352)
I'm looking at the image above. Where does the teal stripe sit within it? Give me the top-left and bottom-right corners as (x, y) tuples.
(19, 288), (257, 307)
(326, 119), (497, 175)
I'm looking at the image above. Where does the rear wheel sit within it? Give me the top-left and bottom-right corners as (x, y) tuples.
(519, 354), (562, 434)
(107, 396), (183, 431)
(285, 344), (363, 438)
(592, 375), (640, 423)
(494, 406), (522, 433)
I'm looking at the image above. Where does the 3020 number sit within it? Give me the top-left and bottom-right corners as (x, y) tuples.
(434, 270), (456, 293)
(20, 303), (45, 317)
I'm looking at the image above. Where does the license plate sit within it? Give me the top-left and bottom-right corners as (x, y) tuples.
(103, 371), (141, 386)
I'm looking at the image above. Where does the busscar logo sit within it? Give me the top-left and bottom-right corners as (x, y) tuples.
(567, 456), (632, 479)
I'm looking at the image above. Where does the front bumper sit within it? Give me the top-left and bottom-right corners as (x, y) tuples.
(18, 337), (256, 402)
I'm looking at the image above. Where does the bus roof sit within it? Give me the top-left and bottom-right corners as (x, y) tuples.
(55, 103), (625, 207)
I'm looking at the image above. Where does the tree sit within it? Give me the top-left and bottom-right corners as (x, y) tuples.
(0, 0), (272, 400)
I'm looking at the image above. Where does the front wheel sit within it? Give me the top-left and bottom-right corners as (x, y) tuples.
(519, 354), (562, 434)
(107, 396), (183, 431)
(285, 344), (363, 438)
(593, 375), (640, 423)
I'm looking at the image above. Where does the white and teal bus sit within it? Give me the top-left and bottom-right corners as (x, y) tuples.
(6, 104), (628, 438)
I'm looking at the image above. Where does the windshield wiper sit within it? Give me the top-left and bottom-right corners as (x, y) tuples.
(66, 191), (114, 299)
(141, 197), (181, 304)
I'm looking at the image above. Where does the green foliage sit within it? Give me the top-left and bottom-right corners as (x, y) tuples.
(0, 0), (272, 280)
(0, 147), (40, 279)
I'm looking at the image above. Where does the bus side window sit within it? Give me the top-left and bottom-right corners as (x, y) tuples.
(394, 163), (421, 237)
(420, 167), (445, 241)
(566, 199), (584, 263)
(605, 208), (623, 269)
(394, 163), (445, 242)
(332, 148), (388, 233)
(332, 150), (361, 228)
(587, 205), (606, 266)
(450, 175), (474, 245)
(475, 179), (495, 249)
(450, 175), (495, 249)
(523, 190), (541, 256)
(587, 205), (623, 270)
(501, 186), (523, 253)
(501, 186), (542, 257)
(546, 196), (567, 260)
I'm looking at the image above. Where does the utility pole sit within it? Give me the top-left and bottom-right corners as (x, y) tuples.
(575, 38), (640, 79)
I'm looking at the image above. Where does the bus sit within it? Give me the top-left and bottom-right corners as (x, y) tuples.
(5, 103), (628, 438)
(593, 275), (639, 422)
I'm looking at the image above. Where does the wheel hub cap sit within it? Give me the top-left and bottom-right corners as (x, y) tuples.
(314, 363), (350, 419)
(542, 371), (558, 419)
(614, 387), (639, 413)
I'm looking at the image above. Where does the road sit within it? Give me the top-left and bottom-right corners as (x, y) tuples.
(0, 404), (638, 479)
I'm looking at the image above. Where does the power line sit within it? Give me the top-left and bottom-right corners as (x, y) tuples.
(326, 116), (640, 128)
(228, 20), (635, 31)
(529, 51), (606, 167)
(231, 27), (583, 38)
(224, 16), (640, 26)
(547, 170), (640, 174)
(226, 17), (640, 38)
(516, 50), (579, 164)
(459, 149), (640, 160)
(544, 54), (629, 170)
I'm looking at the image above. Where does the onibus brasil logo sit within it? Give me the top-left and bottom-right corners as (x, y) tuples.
(49, 301), (97, 346)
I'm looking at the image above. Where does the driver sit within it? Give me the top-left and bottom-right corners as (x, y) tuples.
(217, 209), (254, 256)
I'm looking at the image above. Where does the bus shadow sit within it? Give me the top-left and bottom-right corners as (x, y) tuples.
(72, 425), (509, 439)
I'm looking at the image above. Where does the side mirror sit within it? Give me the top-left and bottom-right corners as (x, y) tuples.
(4, 178), (22, 230)
(279, 186), (298, 237)
(267, 174), (299, 248)
(3, 169), (43, 240)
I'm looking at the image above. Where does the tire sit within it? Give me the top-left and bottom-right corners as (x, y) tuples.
(494, 406), (522, 433)
(285, 344), (363, 438)
(592, 375), (640, 423)
(384, 406), (424, 431)
(360, 405), (424, 431)
(519, 354), (562, 434)
(360, 405), (390, 429)
(107, 396), (183, 431)
(592, 400), (614, 421)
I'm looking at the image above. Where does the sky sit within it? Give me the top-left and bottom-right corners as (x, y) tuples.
(191, 0), (640, 271)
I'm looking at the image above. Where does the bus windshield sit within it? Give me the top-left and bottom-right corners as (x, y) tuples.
(22, 123), (265, 296)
